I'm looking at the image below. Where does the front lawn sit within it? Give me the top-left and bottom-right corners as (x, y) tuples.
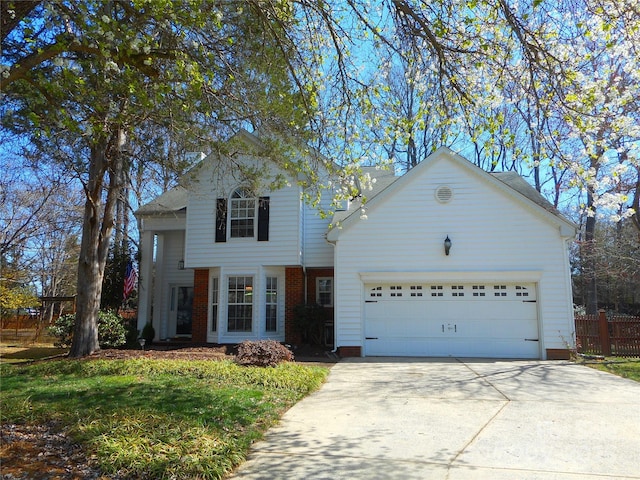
(585, 357), (640, 382)
(1, 358), (329, 479)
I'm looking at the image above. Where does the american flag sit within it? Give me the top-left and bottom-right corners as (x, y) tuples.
(123, 261), (137, 300)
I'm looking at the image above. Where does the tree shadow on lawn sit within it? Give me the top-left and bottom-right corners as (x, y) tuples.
(18, 375), (279, 433)
(0, 347), (68, 363)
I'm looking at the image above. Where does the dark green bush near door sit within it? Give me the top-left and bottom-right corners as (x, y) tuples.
(293, 303), (326, 345)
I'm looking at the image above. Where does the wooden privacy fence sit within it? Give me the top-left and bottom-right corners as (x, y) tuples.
(575, 310), (640, 357)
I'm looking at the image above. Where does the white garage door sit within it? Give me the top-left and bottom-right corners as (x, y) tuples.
(364, 283), (539, 358)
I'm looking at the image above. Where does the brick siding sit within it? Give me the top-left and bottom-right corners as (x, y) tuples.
(338, 346), (361, 357)
(546, 348), (571, 360)
(284, 267), (304, 344)
(192, 269), (209, 343)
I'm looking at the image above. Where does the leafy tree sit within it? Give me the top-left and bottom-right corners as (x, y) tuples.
(573, 219), (640, 314)
(0, 149), (62, 263)
(2, 1), (321, 356)
(0, 253), (39, 322)
(30, 186), (82, 327)
(3, 0), (639, 354)
(101, 241), (134, 311)
(339, 0), (639, 313)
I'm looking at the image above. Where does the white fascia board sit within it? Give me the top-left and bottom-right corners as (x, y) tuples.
(139, 214), (186, 232)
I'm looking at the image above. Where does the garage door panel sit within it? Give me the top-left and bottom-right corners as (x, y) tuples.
(364, 282), (539, 359)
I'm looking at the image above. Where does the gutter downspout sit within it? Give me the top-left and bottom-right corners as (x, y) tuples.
(327, 238), (338, 353)
(301, 194), (307, 305)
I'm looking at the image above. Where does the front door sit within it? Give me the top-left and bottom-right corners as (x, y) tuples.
(173, 286), (193, 336)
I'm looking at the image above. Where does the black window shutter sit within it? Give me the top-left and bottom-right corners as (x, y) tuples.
(257, 196), (270, 241)
(215, 198), (227, 243)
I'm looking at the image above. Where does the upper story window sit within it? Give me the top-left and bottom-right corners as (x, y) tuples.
(230, 188), (255, 238)
(215, 189), (270, 243)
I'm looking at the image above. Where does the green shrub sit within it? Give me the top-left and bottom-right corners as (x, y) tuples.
(98, 310), (128, 348)
(48, 314), (75, 347)
(235, 340), (294, 367)
(140, 322), (155, 343)
(293, 303), (326, 345)
(124, 317), (139, 347)
(48, 311), (127, 349)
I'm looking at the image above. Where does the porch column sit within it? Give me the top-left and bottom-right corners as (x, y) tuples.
(152, 233), (165, 340)
(136, 229), (154, 333)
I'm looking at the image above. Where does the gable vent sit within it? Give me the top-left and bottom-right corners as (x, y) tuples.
(435, 185), (453, 203)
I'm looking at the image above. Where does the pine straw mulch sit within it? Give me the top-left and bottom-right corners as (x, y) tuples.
(87, 344), (234, 361)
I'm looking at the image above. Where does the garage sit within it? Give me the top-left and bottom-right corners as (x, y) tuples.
(364, 282), (540, 358)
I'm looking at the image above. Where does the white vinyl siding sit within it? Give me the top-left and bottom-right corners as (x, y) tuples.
(303, 192), (334, 267)
(333, 152), (574, 358)
(186, 169), (302, 268)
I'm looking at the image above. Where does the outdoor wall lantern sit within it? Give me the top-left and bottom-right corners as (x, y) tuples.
(178, 259), (185, 270)
(444, 236), (452, 256)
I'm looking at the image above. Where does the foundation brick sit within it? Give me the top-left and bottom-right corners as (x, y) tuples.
(338, 346), (362, 357)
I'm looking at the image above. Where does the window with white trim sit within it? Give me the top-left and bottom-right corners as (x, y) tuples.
(317, 277), (333, 306)
(228, 276), (253, 332)
(265, 277), (277, 332)
(230, 188), (255, 238)
(211, 277), (219, 332)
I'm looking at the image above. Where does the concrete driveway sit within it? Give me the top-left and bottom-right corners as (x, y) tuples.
(231, 358), (640, 479)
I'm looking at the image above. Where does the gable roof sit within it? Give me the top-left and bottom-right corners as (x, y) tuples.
(137, 128), (340, 217)
(328, 147), (577, 241)
(135, 185), (188, 216)
(490, 172), (558, 215)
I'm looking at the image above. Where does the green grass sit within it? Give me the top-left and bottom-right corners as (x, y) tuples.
(585, 357), (640, 382)
(0, 346), (68, 363)
(0, 359), (329, 479)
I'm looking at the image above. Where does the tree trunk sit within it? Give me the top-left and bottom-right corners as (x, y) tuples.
(69, 138), (124, 357)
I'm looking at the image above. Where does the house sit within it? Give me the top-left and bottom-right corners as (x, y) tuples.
(135, 131), (577, 359)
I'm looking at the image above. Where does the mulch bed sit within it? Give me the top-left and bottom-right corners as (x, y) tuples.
(86, 345), (233, 361)
(82, 344), (339, 365)
(1, 423), (124, 480)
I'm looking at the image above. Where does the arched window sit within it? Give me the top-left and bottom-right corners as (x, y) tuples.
(230, 187), (256, 238)
(215, 188), (269, 242)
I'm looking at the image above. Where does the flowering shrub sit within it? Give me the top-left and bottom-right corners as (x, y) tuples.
(235, 340), (294, 367)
